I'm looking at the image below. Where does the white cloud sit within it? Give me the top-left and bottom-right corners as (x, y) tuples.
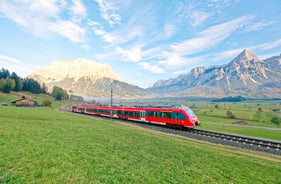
(169, 0), (237, 28)
(95, 0), (121, 27)
(189, 10), (210, 26)
(171, 16), (252, 56)
(171, 70), (190, 76)
(258, 52), (281, 60)
(90, 20), (144, 45)
(0, 54), (21, 64)
(81, 44), (91, 51)
(92, 26), (117, 43)
(245, 21), (273, 31)
(116, 46), (142, 62)
(213, 48), (246, 61)
(158, 52), (189, 67)
(70, 0), (87, 22)
(0, 0), (87, 43)
(138, 62), (164, 74)
(164, 24), (177, 38)
(156, 16), (252, 68)
(158, 52), (206, 68)
(0, 54), (33, 77)
(209, 39), (281, 63)
(49, 20), (86, 43)
(253, 39), (281, 50)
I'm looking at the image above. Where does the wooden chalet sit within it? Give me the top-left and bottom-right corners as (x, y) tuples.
(11, 96), (38, 107)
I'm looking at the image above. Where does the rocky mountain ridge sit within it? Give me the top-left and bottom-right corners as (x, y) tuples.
(29, 58), (151, 98)
(148, 49), (281, 98)
(30, 58), (121, 83)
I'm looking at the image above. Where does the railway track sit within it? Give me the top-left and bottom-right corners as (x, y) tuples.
(189, 128), (281, 151)
(117, 118), (281, 156)
(71, 111), (281, 155)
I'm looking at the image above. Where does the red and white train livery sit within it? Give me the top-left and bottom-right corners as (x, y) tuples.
(72, 105), (200, 128)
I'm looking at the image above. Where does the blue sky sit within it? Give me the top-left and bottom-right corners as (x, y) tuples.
(0, 0), (280, 88)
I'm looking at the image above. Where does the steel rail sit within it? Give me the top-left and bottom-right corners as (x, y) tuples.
(189, 128), (281, 151)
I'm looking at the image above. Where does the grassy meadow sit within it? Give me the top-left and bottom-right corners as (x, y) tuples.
(0, 92), (63, 109)
(1, 91), (281, 141)
(185, 100), (281, 141)
(1, 105), (281, 183)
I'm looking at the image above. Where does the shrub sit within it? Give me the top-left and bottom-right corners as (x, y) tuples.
(271, 116), (281, 128)
(41, 100), (52, 107)
(226, 110), (236, 119)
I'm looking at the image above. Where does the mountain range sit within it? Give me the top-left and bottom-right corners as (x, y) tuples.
(148, 49), (281, 98)
(29, 49), (281, 99)
(29, 58), (151, 98)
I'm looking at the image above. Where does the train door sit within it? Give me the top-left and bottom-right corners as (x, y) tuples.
(172, 112), (180, 124)
(176, 112), (180, 124)
(140, 111), (145, 121)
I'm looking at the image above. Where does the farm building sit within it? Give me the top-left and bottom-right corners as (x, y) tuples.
(11, 96), (38, 107)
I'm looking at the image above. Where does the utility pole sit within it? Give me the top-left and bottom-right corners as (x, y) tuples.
(110, 86), (113, 120)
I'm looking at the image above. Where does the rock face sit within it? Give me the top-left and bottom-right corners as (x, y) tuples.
(29, 58), (151, 98)
(30, 58), (121, 83)
(148, 49), (281, 98)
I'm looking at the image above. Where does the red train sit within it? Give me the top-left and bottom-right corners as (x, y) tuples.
(72, 105), (200, 128)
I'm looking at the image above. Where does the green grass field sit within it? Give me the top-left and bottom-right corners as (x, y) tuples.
(189, 100), (281, 127)
(185, 100), (281, 140)
(1, 106), (281, 183)
(0, 92), (63, 109)
(1, 92), (281, 141)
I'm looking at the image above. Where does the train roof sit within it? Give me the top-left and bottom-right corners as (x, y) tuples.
(73, 104), (190, 110)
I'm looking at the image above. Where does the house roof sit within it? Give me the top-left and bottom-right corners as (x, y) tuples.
(11, 96), (38, 105)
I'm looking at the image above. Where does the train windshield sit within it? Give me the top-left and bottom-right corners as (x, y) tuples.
(180, 106), (196, 118)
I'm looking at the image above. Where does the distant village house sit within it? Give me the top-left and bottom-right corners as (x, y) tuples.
(11, 96), (38, 107)
(272, 109), (280, 112)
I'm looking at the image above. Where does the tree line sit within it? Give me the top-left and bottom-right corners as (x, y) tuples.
(0, 68), (47, 94)
(0, 68), (68, 100)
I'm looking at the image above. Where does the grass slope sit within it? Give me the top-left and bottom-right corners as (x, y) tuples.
(1, 106), (281, 183)
(188, 101), (281, 140)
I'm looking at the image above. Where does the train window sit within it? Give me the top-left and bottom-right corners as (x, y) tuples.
(181, 107), (196, 118)
(171, 112), (178, 119)
(156, 112), (161, 117)
(125, 111), (133, 116)
(163, 112), (171, 118)
(87, 109), (94, 112)
(179, 113), (186, 120)
(172, 112), (186, 120)
(146, 111), (153, 116)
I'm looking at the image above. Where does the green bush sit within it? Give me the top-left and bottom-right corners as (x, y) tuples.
(226, 110), (236, 119)
(271, 116), (281, 127)
(41, 100), (52, 107)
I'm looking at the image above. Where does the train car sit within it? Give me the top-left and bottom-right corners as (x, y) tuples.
(72, 105), (87, 113)
(142, 106), (199, 128)
(72, 105), (200, 128)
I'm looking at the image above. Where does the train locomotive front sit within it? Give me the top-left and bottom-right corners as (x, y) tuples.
(143, 106), (199, 128)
